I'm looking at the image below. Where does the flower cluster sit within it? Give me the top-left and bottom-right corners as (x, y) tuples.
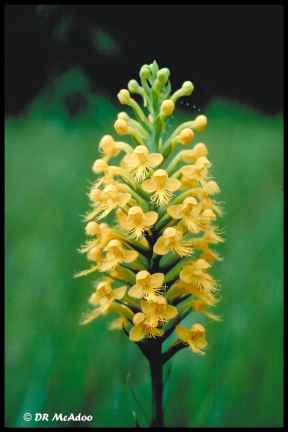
(76, 61), (224, 356)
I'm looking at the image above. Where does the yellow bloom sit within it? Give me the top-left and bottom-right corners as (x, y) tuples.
(189, 299), (222, 321)
(192, 228), (225, 261)
(181, 143), (208, 163)
(98, 239), (138, 272)
(99, 134), (133, 162)
(142, 169), (181, 207)
(108, 315), (129, 330)
(181, 157), (214, 194)
(85, 184), (131, 221)
(123, 145), (163, 182)
(129, 312), (164, 342)
(153, 226), (193, 257)
(141, 297), (178, 327)
(117, 206), (158, 239)
(167, 197), (204, 234)
(74, 247), (103, 277)
(80, 281), (126, 324)
(128, 270), (165, 300)
(89, 281), (127, 312)
(176, 323), (208, 354)
(180, 258), (219, 292)
(79, 222), (112, 253)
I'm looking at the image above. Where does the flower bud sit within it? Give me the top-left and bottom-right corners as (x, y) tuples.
(128, 79), (140, 93)
(194, 115), (207, 131)
(117, 89), (130, 104)
(157, 68), (170, 84)
(161, 100), (175, 116)
(182, 81), (194, 96)
(117, 112), (130, 122)
(114, 119), (128, 135)
(179, 128), (195, 145)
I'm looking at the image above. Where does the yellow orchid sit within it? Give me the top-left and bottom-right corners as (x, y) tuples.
(85, 184), (131, 221)
(142, 169), (181, 207)
(98, 239), (138, 272)
(141, 297), (178, 327)
(153, 226), (193, 257)
(99, 134), (133, 161)
(180, 258), (219, 292)
(76, 61), (225, 427)
(129, 312), (164, 342)
(123, 145), (163, 181)
(117, 206), (158, 239)
(167, 197), (204, 234)
(128, 270), (165, 300)
(176, 323), (208, 355)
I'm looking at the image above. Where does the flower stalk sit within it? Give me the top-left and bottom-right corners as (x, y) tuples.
(76, 60), (224, 428)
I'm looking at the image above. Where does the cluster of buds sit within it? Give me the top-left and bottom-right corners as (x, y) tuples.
(76, 61), (224, 357)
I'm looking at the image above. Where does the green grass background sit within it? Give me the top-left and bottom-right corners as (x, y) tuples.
(5, 69), (283, 427)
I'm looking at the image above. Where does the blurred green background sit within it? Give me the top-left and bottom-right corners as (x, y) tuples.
(5, 5), (283, 428)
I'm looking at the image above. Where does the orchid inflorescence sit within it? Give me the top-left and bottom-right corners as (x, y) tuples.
(76, 61), (224, 359)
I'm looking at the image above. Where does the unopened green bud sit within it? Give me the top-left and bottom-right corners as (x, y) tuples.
(128, 79), (140, 93)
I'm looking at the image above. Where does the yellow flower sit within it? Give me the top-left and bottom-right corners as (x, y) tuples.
(167, 197), (204, 234)
(142, 169), (181, 207)
(108, 315), (129, 330)
(176, 323), (208, 354)
(85, 184), (131, 221)
(181, 143), (208, 163)
(180, 258), (219, 292)
(129, 312), (164, 342)
(79, 222), (112, 254)
(80, 281), (126, 324)
(128, 270), (165, 300)
(99, 135), (133, 161)
(77, 61), (224, 368)
(192, 228), (224, 261)
(74, 247), (103, 277)
(181, 157), (214, 194)
(98, 239), (138, 272)
(123, 145), (163, 182)
(89, 281), (126, 312)
(117, 206), (158, 239)
(153, 226), (193, 257)
(189, 299), (222, 321)
(141, 297), (178, 327)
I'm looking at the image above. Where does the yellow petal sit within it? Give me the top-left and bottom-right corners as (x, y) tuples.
(142, 211), (158, 226)
(80, 309), (101, 325)
(122, 249), (139, 263)
(118, 193), (131, 207)
(113, 286), (127, 300)
(142, 179), (156, 193)
(147, 153), (163, 167)
(176, 325), (190, 342)
(181, 165), (194, 178)
(180, 268), (194, 284)
(163, 304), (178, 320)
(165, 178), (181, 192)
(133, 312), (145, 326)
(167, 205), (183, 219)
(129, 325), (146, 342)
(153, 236), (170, 255)
(74, 265), (99, 278)
(150, 273), (165, 288)
(128, 284), (144, 298)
